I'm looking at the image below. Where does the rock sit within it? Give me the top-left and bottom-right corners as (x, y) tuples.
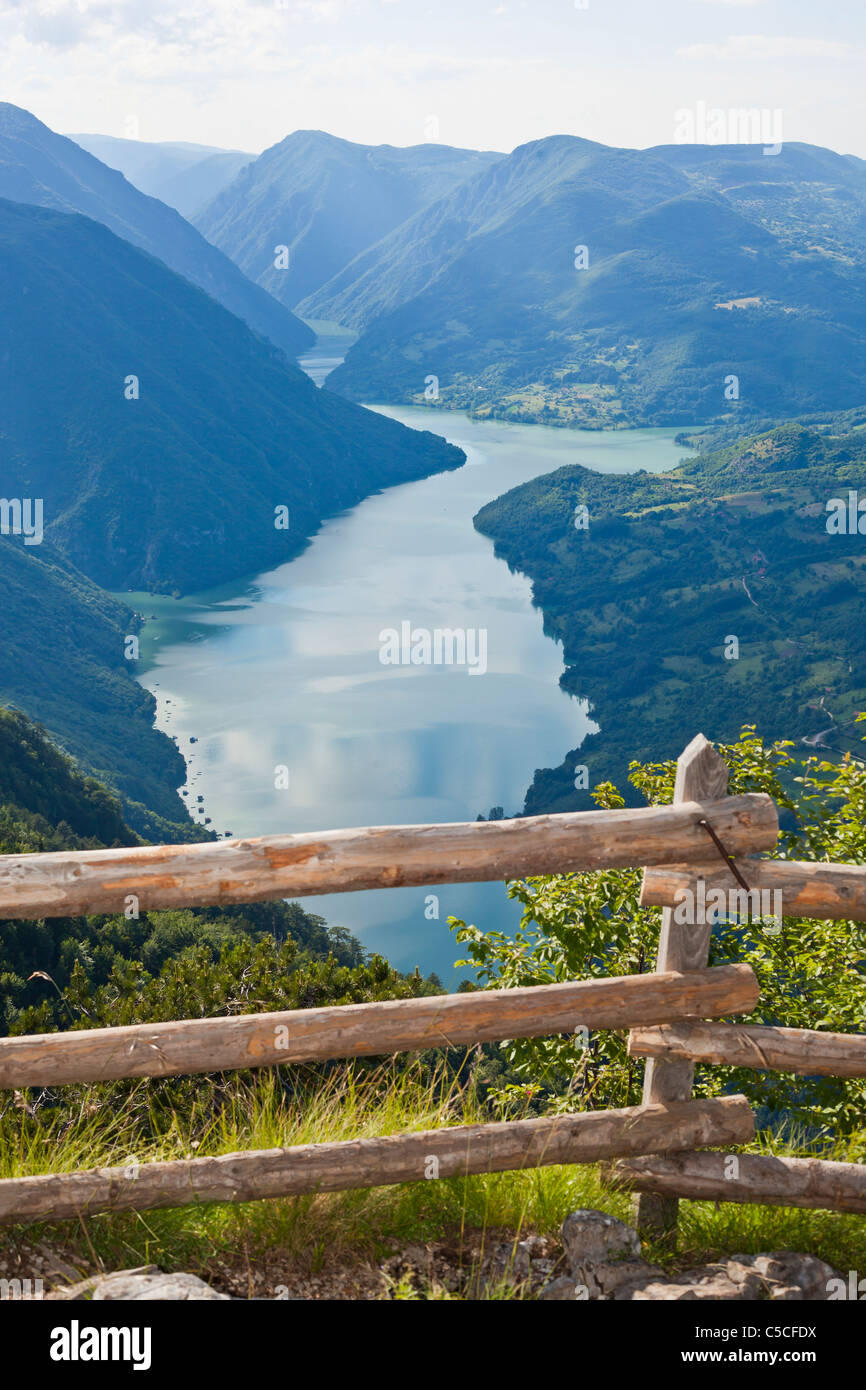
(478, 1235), (559, 1295)
(595, 1259), (666, 1298)
(561, 1210), (640, 1270)
(92, 1271), (231, 1301)
(685, 1262), (765, 1299)
(29, 1243), (85, 1284)
(552, 1209), (840, 1303)
(620, 1254), (842, 1302)
(611, 1275), (671, 1301)
(629, 1280), (734, 1301)
(46, 1266), (161, 1300)
(726, 1253), (841, 1301)
(538, 1277), (589, 1301)
(0, 1241), (88, 1295)
(561, 1209), (645, 1298)
(629, 1264), (755, 1302)
(48, 1268), (230, 1301)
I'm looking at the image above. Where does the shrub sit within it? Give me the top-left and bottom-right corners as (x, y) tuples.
(451, 726), (866, 1133)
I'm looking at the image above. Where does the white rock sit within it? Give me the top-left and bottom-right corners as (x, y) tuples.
(91, 1272), (231, 1301)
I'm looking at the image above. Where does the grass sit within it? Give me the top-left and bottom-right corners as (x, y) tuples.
(1, 1063), (864, 1299)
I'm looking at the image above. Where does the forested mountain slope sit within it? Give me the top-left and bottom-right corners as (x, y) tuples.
(71, 133), (253, 219)
(0, 536), (191, 833)
(0, 103), (312, 358)
(474, 413), (866, 808)
(320, 136), (866, 427)
(197, 128), (501, 308)
(0, 197), (464, 594)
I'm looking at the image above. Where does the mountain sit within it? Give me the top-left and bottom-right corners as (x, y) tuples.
(70, 134), (254, 219)
(473, 410), (866, 811)
(300, 134), (622, 330)
(0, 706), (137, 852)
(195, 129), (502, 308)
(0, 533), (191, 833)
(648, 140), (866, 264)
(317, 135), (866, 427)
(0, 197), (464, 594)
(0, 103), (312, 359)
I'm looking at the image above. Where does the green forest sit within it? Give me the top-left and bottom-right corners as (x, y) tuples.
(474, 411), (866, 812)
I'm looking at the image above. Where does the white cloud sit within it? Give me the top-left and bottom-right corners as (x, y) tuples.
(0, 0), (362, 53)
(678, 34), (853, 61)
(0, 0), (863, 159)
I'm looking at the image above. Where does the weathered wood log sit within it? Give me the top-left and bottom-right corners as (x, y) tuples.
(612, 1151), (866, 1215)
(629, 1021), (866, 1078)
(636, 734), (730, 1236)
(0, 794), (778, 920)
(0, 964), (758, 1088)
(642, 857), (866, 923)
(0, 1096), (755, 1225)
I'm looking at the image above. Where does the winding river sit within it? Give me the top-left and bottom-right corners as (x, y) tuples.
(134, 335), (688, 983)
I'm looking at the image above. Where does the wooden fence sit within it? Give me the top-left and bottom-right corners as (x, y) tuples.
(0, 733), (864, 1237)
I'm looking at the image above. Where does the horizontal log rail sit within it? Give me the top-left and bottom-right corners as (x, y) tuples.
(0, 964), (758, 1088)
(612, 1151), (866, 1216)
(0, 794), (777, 920)
(2, 741), (862, 1234)
(628, 1021), (866, 1078)
(641, 857), (866, 922)
(0, 1096), (755, 1225)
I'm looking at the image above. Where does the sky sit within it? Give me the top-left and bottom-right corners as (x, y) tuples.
(0, 0), (863, 158)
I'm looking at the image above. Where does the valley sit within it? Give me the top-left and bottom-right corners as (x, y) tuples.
(1, 1), (866, 1315)
(129, 340), (687, 979)
(4, 107), (866, 905)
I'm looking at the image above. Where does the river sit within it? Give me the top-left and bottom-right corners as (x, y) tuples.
(134, 336), (688, 984)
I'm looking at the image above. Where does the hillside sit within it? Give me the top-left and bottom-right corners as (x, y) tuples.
(0, 534), (193, 833)
(0, 707), (137, 852)
(302, 134), (626, 330)
(649, 141), (866, 265)
(0, 103), (312, 359)
(70, 133), (254, 218)
(0, 197), (464, 594)
(196, 129), (501, 308)
(319, 136), (866, 427)
(473, 415), (866, 810)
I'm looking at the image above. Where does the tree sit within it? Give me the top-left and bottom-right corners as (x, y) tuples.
(451, 727), (866, 1132)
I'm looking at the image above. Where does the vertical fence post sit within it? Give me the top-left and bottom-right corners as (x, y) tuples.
(634, 733), (729, 1240)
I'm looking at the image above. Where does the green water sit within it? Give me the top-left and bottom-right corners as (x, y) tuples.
(131, 357), (689, 983)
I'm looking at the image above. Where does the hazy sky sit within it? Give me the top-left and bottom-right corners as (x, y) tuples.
(1, 0), (863, 158)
